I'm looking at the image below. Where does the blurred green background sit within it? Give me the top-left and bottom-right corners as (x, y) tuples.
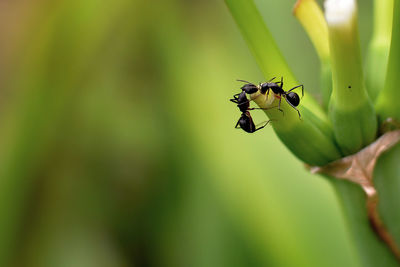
(0, 0), (374, 266)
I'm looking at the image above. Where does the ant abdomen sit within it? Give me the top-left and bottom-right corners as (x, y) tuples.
(286, 92), (300, 107)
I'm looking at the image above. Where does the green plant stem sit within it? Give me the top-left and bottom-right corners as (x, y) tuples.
(369, 2), (400, 260)
(326, 1), (377, 155)
(374, 142), (400, 252)
(365, 0), (393, 102)
(331, 178), (399, 267)
(375, 0), (400, 121)
(293, 0), (332, 109)
(225, 0), (342, 166)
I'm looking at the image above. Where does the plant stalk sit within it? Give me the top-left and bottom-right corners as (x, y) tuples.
(325, 0), (377, 155)
(293, 0), (332, 109)
(365, 0), (393, 102)
(375, 0), (400, 121)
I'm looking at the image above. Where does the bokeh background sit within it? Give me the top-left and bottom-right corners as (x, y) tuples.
(0, 0), (374, 266)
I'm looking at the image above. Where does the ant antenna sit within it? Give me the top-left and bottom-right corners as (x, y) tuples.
(236, 79), (252, 84)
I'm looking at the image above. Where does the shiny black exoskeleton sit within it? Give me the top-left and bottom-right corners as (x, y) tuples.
(237, 80), (259, 94)
(260, 77), (303, 118)
(230, 79), (261, 112)
(259, 77), (283, 96)
(230, 85), (273, 114)
(230, 84), (272, 133)
(230, 91), (251, 113)
(229, 80), (259, 112)
(235, 111), (271, 133)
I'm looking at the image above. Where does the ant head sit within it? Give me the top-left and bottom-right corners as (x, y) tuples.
(259, 83), (270, 94)
(241, 83), (258, 94)
(286, 92), (300, 107)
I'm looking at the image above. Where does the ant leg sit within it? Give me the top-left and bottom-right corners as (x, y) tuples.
(232, 93), (241, 99)
(230, 95), (240, 103)
(231, 98), (254, 106)
(273, 76), (284, 89)
(248, 106), (277, 111)
(234, 118), (241, 128)
(267, 77), (276, 82)
(285, 98), (302, 119)
(277, 96), (284, 116)
(229, 93), (242, 103)
(293, 107), (301, 119)
(255, 119), (275, 127)
(288, 85), (304, 98)
(287, 85), (301, 92)
(253, 120), (272, 132)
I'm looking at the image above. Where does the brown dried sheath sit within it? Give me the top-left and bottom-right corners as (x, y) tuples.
(309, 129), (400, 261)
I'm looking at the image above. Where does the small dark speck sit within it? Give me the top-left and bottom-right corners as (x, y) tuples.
(348, 85), (352, 89)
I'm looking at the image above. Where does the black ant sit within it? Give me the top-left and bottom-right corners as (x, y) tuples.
(238, 77), (304, 118)
(230, 88), (272, 133)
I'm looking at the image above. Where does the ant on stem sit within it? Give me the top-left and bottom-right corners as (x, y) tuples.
(237, 77), (304, 118)
(230, 88), (273, 133)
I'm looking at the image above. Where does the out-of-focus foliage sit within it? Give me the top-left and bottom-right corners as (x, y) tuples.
(0, 0), (370, 266)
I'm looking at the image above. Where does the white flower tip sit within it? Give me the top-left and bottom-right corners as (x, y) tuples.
(324, 0), (356, 25)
